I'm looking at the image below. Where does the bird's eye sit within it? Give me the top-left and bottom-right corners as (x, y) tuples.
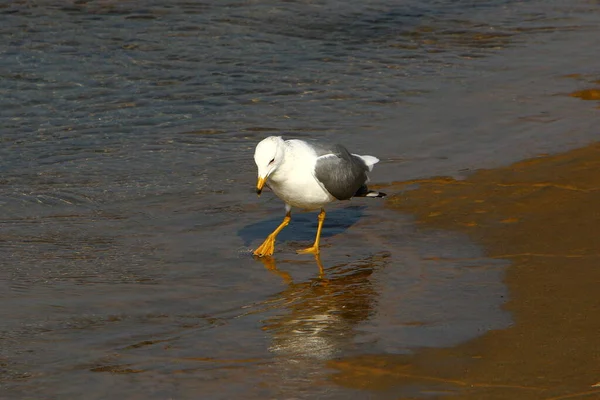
(268, 158), (275, 165)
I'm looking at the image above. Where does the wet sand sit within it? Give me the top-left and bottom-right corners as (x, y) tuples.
(2, 1), (600, 398)
(330, 142), (600, 399)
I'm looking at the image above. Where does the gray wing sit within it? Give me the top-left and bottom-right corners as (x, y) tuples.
(313, 144), (369, 200)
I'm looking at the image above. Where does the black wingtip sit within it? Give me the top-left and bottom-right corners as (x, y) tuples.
(367, 191), (386, 198)
(355, 189), (386, 198)
(353, 184), (386, 198)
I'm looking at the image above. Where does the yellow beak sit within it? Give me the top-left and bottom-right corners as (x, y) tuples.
(256, 177), (266, 196)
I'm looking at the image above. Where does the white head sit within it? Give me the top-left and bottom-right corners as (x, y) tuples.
(254, 136), (285, 195)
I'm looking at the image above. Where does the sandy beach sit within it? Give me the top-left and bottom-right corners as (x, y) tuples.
(330, 140), (600, 399)
(2, 1), (599, 398)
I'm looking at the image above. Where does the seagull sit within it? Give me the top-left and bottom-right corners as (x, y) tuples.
(253, 136), (385, 257)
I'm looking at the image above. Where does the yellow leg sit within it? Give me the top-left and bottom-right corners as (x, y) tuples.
(253, 212), (291, 257)
(297, 208), (326, 255)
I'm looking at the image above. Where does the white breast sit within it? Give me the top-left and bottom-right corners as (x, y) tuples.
(267, 141), (335, 210)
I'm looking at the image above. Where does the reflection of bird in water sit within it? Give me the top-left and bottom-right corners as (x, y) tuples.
(253, 136), (385, 257)
(257, 253), (389, 361)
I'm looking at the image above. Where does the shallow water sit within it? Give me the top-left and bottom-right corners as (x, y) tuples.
(1, 0), (598, 398)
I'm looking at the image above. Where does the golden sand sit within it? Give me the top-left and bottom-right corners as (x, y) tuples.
(329, 143), (600, 399)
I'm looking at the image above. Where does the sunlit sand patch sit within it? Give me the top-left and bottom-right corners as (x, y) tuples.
(570, 88), (600, 101)
(329, 142), (600, 399)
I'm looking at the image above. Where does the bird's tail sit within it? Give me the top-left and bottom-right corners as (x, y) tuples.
(365, 190), (386, 198)
(354, 185), (386, 198)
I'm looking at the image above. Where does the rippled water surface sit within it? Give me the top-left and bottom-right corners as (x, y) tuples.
(1, 0), (598, 398)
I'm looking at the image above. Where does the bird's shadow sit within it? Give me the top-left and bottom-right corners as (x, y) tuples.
(238, 205), (367, 246)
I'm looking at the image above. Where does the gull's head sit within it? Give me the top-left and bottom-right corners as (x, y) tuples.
(254, 136), (285, 195)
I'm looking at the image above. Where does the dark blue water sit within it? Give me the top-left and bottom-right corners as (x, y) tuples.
(1, 0), (598, 398)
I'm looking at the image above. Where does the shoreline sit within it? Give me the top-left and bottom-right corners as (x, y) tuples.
(329, 142), (600, 398)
